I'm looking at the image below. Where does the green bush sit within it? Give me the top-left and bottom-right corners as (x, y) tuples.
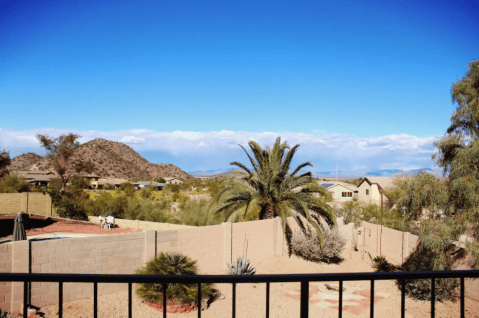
(177, 199), (223, 226)
(0, 172), (31, 193)
(291, 227), (346, 263)
(55, 197), (88, 220)
(136, 252), (214, 304)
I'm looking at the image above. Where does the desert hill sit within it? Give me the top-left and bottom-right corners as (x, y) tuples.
(9, 138), (192, 180)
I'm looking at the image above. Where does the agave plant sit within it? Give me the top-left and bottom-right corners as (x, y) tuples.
(227, 256), (257, 275)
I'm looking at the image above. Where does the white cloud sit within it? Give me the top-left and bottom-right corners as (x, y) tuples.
(0, 128), (442, 172)
(120, 136), (146, 144)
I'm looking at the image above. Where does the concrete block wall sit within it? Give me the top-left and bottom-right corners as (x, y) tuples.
(0, 243), (13, 312)
(28, 231), (148, 308)
(0, 194), (23, 215)
(359, 222), (420, 266)
(10, 241), (30, 313)
(0, 218), (284, 313)
(156, 224), (226, 273)
(231, 218), (279, 267)
(0, 193), (52, 216)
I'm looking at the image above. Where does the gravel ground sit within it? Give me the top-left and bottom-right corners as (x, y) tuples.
(38, 250), (479, 318)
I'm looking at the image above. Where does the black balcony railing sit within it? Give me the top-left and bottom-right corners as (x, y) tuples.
(2, 270), (479, 318)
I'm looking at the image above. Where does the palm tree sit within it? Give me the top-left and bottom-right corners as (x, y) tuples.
(210, 137), (335, 253)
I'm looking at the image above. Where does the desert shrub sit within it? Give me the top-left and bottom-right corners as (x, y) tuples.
(172, 192), (190, 203)
(0, 172), (31, 193)
(336, 202), (361, 227)
(139, 186), (153, 199)
(291, 227), (346, 263)
(125, 198), (177, 223)
(178, 199), (223, 226)
(136, 252), (214, 304)
(83, 191), (128, 218)
(227, 257), (257, 275)
(119, 182), (136, 197)
(165, 183), (181, 193)
(397, 246), (459, 302)
(55, 197), (88, 220)
(151, 190), (165, 201)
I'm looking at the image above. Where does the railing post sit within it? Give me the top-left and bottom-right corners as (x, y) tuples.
(23, 281), (28, 318)
(401, 279), (405, 318)
(198, 283), (201, 318)
(59, 281), (63, 318)
(128, 282), (132, 318)
(460, 277), (465, 318)
(232, 282), (236, 318)
(266, 282), (270, 318)
(370, 280), (374, 318)
(300, 280), (309, 318)
(94, 282), (98, 318)
(163, 283), (167, 318)
(431, 278), (435, 318)
(338, 280), (343, 318)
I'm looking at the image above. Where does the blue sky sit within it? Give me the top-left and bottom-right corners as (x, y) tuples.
(1, 0), (478, 172)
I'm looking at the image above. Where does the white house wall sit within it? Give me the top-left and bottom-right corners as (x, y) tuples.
(328, 185), (354, 202)
(356, 181), (371, 204)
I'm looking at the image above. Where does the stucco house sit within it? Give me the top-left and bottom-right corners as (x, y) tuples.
(80, 174), (101, 189)
(356, 177), (396, 206)
(164, 177), (183, 184)
(97, 178), (137, 189)
(17, 170), (56, 187)
(321, 182), (358, 202)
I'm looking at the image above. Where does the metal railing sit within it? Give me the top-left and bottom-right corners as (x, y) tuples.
(2, 270), (479, 318)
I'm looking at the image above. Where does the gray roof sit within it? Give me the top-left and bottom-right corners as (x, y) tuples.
(137, 181), (165, 187)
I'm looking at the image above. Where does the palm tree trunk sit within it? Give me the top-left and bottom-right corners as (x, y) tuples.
(265, 204), (275, 219)
(285, 222), (293, 257)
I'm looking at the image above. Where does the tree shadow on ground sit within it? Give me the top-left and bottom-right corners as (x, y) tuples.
(0, 215), (55, 238)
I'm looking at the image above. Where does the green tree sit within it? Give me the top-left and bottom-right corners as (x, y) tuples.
(210, 137), (335, 252)
(36, 133), (81, 194)
(432, 59), (479, 266)
(0, 150), (11, 179)
(394, 171), (450, 220)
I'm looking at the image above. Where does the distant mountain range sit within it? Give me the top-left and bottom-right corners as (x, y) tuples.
(189, 167), (443, 178)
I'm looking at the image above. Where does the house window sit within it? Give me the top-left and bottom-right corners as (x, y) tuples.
(342, 192), (346, 197)
(366, 189), (369, 195)
(348, 192), (352, 197)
